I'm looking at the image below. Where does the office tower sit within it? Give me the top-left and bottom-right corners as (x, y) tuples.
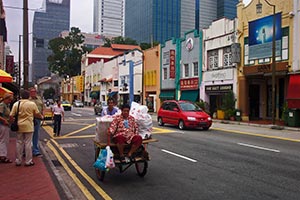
(217, 0), (239, 20)
(125, 0), (238, 44)
(93, 0), (125, 37)
(32, 0), (70, 83)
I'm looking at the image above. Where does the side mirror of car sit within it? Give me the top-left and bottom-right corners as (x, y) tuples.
(173, 107), (179, 112)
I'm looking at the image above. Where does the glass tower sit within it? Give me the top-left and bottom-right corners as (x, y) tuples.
(32, 0), (70, 83)
(125, 0), (238, 44)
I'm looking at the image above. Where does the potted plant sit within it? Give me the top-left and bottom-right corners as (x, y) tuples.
(221, 91), (236, 120)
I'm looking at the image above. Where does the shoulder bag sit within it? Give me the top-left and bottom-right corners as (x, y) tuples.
(11, 101), (20, 132)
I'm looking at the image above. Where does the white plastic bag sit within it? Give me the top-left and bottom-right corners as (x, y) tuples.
(105, 146), (115, 169)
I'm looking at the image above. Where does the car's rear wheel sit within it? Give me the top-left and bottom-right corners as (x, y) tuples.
(158, 117), (164, 126)
(203, 127), (210, 130)
(178, 120), (185, 130)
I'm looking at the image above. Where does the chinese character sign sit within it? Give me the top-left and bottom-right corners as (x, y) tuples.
(169, 50), (175, 79)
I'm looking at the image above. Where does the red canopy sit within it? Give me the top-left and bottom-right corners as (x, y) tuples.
(286, 74), (300, 108)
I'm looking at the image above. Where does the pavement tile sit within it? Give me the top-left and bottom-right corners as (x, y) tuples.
(0, 138), (60, 200)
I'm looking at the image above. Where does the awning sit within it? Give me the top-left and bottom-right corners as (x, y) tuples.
(180, 90), (199, 102)
(2, 82), (19, 94)
(0, 69), (12, 83)
(0, 87), (13, 98)
(159, 90), (175, 99)
(92, 86), (100, 91)
(108, 91), (118, 97)
(90, 91), (99, 98)
(286, 74), (300, 108)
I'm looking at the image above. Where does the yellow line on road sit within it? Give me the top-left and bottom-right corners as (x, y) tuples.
(152, 127), (175, 134)
(47, 141), (95, 200)
(50, 139), (112, 200)
(212, 127), (300, 142)
(61, 123), (95, 138)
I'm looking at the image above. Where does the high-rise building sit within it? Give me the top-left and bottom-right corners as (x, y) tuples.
(93, 0), (125, 37)
(217, 0), (239, 20)
(32, 0), (70, 83)
(125, 0), (238, 44)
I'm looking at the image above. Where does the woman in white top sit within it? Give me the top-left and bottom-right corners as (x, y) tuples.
(52, 100), (64, 137)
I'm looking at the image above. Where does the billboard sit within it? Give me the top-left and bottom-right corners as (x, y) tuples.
(248, 13), (282, 60)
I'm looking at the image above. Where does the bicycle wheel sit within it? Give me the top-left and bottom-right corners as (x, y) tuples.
(135, 161), (148, 177)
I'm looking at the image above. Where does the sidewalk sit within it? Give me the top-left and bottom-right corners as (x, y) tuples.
(0, 137), (60, 200)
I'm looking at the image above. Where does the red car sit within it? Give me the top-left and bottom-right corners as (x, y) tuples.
(157, 100), (212, 130)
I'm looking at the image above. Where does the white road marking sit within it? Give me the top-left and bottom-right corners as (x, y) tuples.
(71, 113), (82, 117)
(161, 149), (197, 162)
(237, 143), (280, 153)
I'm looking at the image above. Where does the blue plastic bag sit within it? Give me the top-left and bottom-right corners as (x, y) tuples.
(93, 149), (107, 171)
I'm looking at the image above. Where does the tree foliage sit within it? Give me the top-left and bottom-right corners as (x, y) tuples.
(102, 36), (159, 50)
(43, 87), (56, 100)
(102, 36), (138, 47)
(47, 27), (89, 76)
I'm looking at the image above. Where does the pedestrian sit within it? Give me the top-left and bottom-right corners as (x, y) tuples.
(0, 93), (13, 163)
(101, 98), (118, 116)
(52, 99), (64, 137)
(29, 87), (44, 157)
(10, 89), (44, 166)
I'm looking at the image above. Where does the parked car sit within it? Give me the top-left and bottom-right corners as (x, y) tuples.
(62, 100), (72, 111)
(73, 100), (84, 107)
(157, 100), (212, 130)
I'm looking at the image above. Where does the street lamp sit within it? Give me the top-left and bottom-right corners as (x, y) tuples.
(256, 0), (276, 125)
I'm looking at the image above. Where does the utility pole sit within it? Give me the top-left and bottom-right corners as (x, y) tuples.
(23, 0), (29, 89)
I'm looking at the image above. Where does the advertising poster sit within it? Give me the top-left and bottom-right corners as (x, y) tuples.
(248, 13), (282, 60)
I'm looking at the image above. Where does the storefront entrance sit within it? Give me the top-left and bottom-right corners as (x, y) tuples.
(249, 84), (260, 120)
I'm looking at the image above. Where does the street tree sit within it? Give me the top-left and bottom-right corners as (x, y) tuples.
(102, 36), (138, 47)
(47, 27), (90, 76)
(43, 87), (56, 100)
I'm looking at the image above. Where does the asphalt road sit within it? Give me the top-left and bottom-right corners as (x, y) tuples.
(40, 107), (300, 200)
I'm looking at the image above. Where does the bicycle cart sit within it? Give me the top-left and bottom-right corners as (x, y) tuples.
(93, 137), (158, 182)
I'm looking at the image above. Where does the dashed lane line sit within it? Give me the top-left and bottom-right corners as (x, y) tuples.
(212, 127), (300, 143)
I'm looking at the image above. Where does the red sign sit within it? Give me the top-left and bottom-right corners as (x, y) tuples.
(169, 50), (175, 79)
(180, 78), (199, 90)
(6, 55), (14, 74)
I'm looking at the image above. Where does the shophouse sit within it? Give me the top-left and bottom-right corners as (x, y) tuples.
(237, 0), (294, 121)
(201, 18), (239, 117)
(143, 45), (161, 112)
(84, 60), (103, 106)
(61, 75), (83, 103)
(160, 38), (178, 101)
(179, 30), (202, 102)
(82, 44), (140, 105)
(98, 58), (119, 104)
(116, 49), (143, 106)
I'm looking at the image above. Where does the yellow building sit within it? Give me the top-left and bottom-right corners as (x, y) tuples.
(143, 45), (161, 112)
(237, 0), (294, 121)
(61, 75), (84, 103)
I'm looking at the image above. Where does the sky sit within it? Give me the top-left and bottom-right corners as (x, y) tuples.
(3, 0), (252, 62)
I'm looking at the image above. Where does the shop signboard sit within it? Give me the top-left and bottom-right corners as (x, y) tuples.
(180, 77), (199, 90)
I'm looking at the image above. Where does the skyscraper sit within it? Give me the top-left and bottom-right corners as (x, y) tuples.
(125, 0), (238, 44)
(93, 0), (125, 37)
(32, 0), (70, 83)
(217, 0), (239, 20)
